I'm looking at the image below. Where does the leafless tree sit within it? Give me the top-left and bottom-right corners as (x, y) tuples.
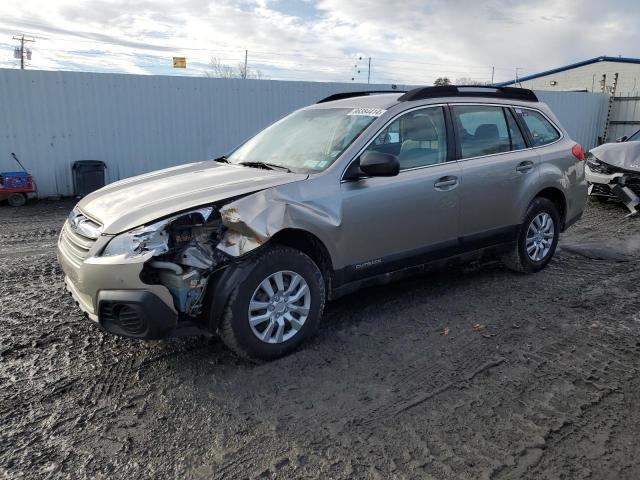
(205, 57), (267, 79)
(455, 77), (485, 86)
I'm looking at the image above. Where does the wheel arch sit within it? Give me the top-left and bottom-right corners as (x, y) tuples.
(269, 228), (335, 300)
(533, 187), (567, 229)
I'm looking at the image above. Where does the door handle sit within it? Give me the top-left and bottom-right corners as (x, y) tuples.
(434, 176), (458, 191)
(516, 161), (534, 173)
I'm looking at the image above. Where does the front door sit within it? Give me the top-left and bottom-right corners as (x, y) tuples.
(339, 106), (462, 282)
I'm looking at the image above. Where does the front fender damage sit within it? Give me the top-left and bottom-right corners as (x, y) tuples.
(217, 188), (340, 255)
(144, 188), (339, 324)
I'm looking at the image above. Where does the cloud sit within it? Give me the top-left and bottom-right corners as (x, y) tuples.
(0, 0), (639, 84)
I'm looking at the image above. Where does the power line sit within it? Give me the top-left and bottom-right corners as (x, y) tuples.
(8, 32), (517, 84)
(3, 25), (535, 85)
(35, 47), (511, 80)
(19, 30), (522, 72)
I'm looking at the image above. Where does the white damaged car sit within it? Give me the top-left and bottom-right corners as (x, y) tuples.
(586, 131), (640, 214)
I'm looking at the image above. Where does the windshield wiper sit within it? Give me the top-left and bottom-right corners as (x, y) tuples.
(239, 161), (292, 173)
(213, 155), (229, 163)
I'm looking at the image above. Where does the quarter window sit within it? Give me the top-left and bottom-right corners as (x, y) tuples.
(514, 108), (561, 146)
(506, 109), (527, 150)
(452, 105), (513, 159)
(365, 106), (447, 169)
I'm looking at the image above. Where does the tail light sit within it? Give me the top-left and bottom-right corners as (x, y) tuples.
(571, 144), (585, 161)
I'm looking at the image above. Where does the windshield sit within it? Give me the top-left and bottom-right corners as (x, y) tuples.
(628, 129), (640, 142)
(227, 107), (382, 173)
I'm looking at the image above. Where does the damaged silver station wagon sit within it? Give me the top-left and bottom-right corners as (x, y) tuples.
(58, 86), (587, 359)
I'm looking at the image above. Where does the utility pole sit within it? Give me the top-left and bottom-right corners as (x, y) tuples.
(602, 73), (619, 144)
(491, 66), (495, 85)
(352, 56), (369, 83)
(13, 34), (35, 69)
(243, 49), (248, 79)
(599, 73), (607, 93)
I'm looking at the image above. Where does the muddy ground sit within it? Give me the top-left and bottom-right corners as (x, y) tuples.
(1, 199), (639, 480)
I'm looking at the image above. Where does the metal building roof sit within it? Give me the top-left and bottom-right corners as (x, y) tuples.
(496, 56), (640, 87)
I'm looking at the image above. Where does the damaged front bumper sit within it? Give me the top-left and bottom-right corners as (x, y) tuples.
(585, 162), (640, 215)
(58, 239), (191, 339)
(57, 202), (265, 340)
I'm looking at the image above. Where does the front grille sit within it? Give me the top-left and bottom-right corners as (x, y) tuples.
(100, 302), (146, 335)
(59, 217), (100, 267)
(590, 183), (615, 197)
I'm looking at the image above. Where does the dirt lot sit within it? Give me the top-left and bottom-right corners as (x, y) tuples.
(1, 199), (639, 480)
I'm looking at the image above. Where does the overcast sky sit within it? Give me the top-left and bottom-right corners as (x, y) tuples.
(0, 0), (638, 84)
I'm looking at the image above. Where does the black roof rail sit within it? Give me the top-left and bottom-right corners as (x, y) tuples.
(317, 90), (406, 104)
(398, 85), (538, 102)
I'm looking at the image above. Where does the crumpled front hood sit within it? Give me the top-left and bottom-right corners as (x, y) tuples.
(77, 161), (307, 234)
(591, 141), (640, 172)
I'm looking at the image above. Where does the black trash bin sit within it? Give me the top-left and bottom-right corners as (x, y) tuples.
(73, 160), (106, 197)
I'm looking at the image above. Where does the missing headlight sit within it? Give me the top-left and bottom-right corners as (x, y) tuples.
(586, 153), (615, 175)
(137, 207), (232, 317)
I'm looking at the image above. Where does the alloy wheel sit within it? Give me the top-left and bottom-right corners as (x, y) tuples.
(526, 212), (555, 261)
(248, 270), (311, 344)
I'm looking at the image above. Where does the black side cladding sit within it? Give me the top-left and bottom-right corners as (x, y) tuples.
(398, 86), (538, 103)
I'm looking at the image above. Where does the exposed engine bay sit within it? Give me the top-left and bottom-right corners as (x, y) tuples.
(586, 141), (640, 216)
(140, 205), (259, 317)
(587, 158), (640, 214)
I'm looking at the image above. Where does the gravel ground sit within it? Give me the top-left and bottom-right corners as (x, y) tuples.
(1, 198), (639, 480)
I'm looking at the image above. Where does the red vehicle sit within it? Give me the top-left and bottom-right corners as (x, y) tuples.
(0, 153), (36, 207)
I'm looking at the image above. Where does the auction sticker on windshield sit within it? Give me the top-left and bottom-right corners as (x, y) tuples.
(347, 108), (386, 117)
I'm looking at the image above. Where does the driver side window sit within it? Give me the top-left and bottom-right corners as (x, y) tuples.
(365, 107), (448, 170)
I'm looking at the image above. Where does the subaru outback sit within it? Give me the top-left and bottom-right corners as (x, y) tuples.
(58, 85), (587, 359)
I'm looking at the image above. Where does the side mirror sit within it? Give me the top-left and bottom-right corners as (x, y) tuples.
(359, 151), (400, 177)
(616, 135), (628, 142)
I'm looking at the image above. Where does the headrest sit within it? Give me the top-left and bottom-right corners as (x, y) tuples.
(402, 115), (438, 142)
(474, 124), (499, 140)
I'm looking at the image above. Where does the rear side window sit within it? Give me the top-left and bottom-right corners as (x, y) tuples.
(452, 105), (511, 159)
(514, 108), (561, 146)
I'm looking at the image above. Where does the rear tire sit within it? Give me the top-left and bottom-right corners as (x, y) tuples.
(501, 197), (560, 273)
(218, 245), (325, 360)
(7, 193), (26, 207)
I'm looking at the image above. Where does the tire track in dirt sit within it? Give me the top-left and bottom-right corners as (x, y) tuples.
(2, 198), (640, 479)
(197, 233), (640, 479)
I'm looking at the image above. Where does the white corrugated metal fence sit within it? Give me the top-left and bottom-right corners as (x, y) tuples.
(0, 69), (609, 197)
(608, 97), (640, 141)
(535, 90), (609, 150)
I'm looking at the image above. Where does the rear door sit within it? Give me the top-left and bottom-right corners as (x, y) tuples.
(339, 105), (462, 281)
(452, 104), (539, 246)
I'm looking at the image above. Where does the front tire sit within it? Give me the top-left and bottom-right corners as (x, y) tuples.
(219, 245), (325, 360)
(501, 197), (560, 273)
